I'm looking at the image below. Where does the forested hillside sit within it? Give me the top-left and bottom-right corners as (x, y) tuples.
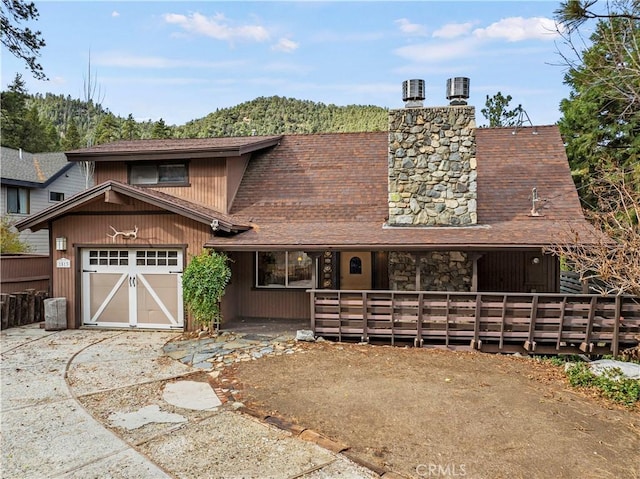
(0, 75), (387, 153)
(179, 96), (387, 137)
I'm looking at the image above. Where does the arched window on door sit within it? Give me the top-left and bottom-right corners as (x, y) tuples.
(349, 256), (362, 275)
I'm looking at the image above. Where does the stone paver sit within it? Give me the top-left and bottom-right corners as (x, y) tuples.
(162, 331), (303, 369)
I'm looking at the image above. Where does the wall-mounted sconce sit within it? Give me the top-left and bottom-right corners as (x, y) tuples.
(55, 237), (67, 251)
(531, 257), (540, 265)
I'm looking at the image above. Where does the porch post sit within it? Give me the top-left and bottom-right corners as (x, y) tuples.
(415, 253), (422, 291)
(471, 253), (483, 292)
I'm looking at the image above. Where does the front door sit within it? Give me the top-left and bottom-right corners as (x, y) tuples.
(81, 248), (184, 329)
(340, 251), (372, 290)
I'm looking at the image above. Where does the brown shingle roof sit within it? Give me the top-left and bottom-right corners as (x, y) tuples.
(207, 127), (601, 250)
(65, 135), (283, 161)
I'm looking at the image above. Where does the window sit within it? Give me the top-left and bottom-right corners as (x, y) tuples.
(349, 257), (362, 274)
(89, 250), (129, 266)
(256, 251), (314, 288)
(136, 250), (178, 267)
(129, 162), (188, 186)
(6, 187), (29, 214)
(49, 191), (64, 202)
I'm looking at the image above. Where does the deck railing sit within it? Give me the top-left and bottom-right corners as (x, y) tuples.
(309, 290), (640, 356)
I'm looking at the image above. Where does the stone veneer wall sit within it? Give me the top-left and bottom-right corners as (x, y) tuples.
(388, 106), (477, 226)
(389, 251), (472, 292)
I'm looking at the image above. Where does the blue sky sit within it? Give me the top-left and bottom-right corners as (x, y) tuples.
(1, 1), (576, 126)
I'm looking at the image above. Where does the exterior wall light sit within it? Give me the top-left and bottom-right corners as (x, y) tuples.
(55, 237), (67, 251)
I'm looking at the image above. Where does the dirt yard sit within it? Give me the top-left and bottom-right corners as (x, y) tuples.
(223, 341), (640, 479)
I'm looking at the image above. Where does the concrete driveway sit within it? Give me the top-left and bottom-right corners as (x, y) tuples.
(1, 325), (376, 479)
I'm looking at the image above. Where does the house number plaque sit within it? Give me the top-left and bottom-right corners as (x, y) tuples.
(56, 258), (71, 268)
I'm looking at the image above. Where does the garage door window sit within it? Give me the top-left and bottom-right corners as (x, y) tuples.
(136, 250), (178, 266)
(88, 250), (129, 266)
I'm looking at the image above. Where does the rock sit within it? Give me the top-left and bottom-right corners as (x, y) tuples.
(296, 330), (316, 342)
(589, 359), (640, 380)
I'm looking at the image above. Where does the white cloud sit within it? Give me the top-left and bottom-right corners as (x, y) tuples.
(272, 38), (299, 53)
(394, 38), (477, 63)
(111, 11), (120, 18)
(94, 52), (246, 69)
(163, 12), (270, 42)
(395, 18), (428, 36)
(433, 22), (475, 39)
(473, 17), (560, 42)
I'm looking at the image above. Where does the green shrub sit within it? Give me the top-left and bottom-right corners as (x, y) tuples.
(565, 362), (640, 407)
(0, 217), (31, 253)
(181, 250), (231, 330)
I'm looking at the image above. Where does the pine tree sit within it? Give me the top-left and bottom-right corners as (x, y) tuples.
(121, 113), (139, 140)
(151, 118), (172, 139)
(481, 92), (523, 127)
(0, 73), (28, 149)
(61, 118), (81, 150)
(94, 113), (120, 145)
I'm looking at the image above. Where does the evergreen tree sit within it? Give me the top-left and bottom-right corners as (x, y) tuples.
(0, 73), (28, 149)
(21, 104), (47, 151)
(556, 1), (640, 203)
(0, 0), (47, 79)
(61, 119), (81, 150)
(151, 118), (172, 139)
(481, 92), (522, 127)
(94, 113), (120, 145)
(121, 113), (139, 140)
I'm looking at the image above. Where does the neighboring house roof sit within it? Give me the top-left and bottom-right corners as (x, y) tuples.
(15, 180), (251, 234)
(65, 136), (283, 162)
(205, 126), (603, 250)
(0, 147), (74, 188)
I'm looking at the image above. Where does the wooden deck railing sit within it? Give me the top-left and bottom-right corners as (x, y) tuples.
(309, 290), (640, 356)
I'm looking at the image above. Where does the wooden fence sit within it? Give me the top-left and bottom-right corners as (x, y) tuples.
(1, 254), (50, 294)
(1, 289), (49, 329)
(310, 290), (640, 356)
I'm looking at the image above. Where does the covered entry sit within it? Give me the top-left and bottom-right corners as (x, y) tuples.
(82, 248), (184, 329)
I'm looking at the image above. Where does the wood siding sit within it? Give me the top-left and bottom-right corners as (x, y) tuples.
(51, 211), (211, 328)
(477, 251), (559, 293)
(221, 251), (310, 323)
(0, 255), (50, 294)
(94, 158), (228, 212)
(226, 154), (250, 212)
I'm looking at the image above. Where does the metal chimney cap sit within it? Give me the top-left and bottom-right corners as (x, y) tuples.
(446, 77), (470, 105)
(402, 79), (425, 107)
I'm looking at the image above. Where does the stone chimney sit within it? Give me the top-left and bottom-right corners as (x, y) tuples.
(388, 79), (477, 226)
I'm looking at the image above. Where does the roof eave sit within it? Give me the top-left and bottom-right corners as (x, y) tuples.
(65, 136), (282, 162)
(204, 242), (576, 252)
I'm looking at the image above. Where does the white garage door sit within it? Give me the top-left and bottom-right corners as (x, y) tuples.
(82, 249), (184, 329)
